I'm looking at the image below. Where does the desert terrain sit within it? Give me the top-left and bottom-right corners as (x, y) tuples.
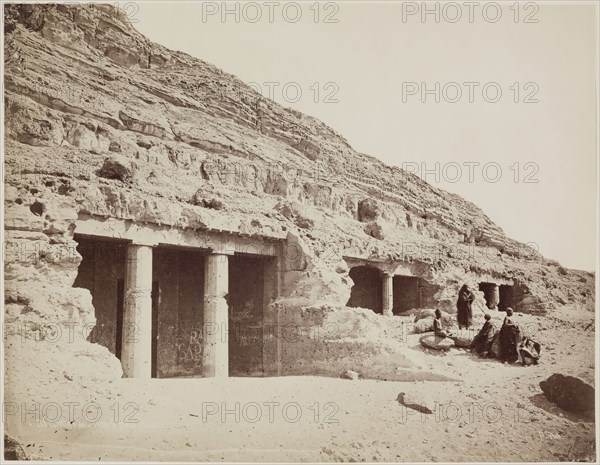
(5, 306), (595, 462)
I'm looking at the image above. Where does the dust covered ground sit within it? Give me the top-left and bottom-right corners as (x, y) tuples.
(4, 306), (596, 462)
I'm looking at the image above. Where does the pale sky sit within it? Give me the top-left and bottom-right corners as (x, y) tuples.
(134, 1), (597, 272)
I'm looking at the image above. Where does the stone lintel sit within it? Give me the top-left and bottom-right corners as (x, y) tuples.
(75, 216), (280, 256)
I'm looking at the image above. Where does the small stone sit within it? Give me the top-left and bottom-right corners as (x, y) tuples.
(340, 370), (359, 380)
(108, 141), (121, 152)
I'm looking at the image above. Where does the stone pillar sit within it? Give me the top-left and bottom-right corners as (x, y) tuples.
(490, 284), (499, 310)
(202, 253), (230, 378)
(262, 255), (281, 376)
(121, 244), (153, 379)
(382, 273), (394, 316)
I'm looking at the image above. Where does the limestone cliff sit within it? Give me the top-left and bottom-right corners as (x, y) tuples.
(3, 3), (594, 385)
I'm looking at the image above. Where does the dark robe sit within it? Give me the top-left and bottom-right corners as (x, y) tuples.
(489, 332), (502, 359)
(471, 320), (496, 355)
(499, 316), (522, 362)
(456, 285), (474, 329)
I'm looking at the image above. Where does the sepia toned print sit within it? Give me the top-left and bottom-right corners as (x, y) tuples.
(2, 1), (597, 463)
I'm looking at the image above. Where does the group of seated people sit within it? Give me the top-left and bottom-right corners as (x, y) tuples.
(433, 307), (541, 365)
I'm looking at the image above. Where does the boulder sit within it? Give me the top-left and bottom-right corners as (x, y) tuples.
(414, 318), (434, 334)
(539, 373), (595, 413)
(450, 334), (474, 348)
(413, 309), (453, 327)
(419, 334), (455, 351)
(4, 435), (27, 460)
(340, 370), (359, 380)
(413, 309), (436, 321)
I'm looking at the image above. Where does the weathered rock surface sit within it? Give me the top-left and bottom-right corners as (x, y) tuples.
(539, 373), (595, 413)
(2, 3), (595, 410)
(98, 154), (136, 182)
(357, 199), (379, 223)
(4, 4), (593, 322)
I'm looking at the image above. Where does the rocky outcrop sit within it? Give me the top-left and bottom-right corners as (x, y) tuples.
(268, 302), (453, 382)
(4, 3), (593, 317)
(2, 3), (594, 408)
(3, 189), (123, 420)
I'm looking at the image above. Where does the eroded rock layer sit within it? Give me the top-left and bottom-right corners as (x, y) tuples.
(3, 4), (595, 392)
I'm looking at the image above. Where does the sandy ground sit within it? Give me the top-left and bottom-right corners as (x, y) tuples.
(5, 307), (596, 462)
